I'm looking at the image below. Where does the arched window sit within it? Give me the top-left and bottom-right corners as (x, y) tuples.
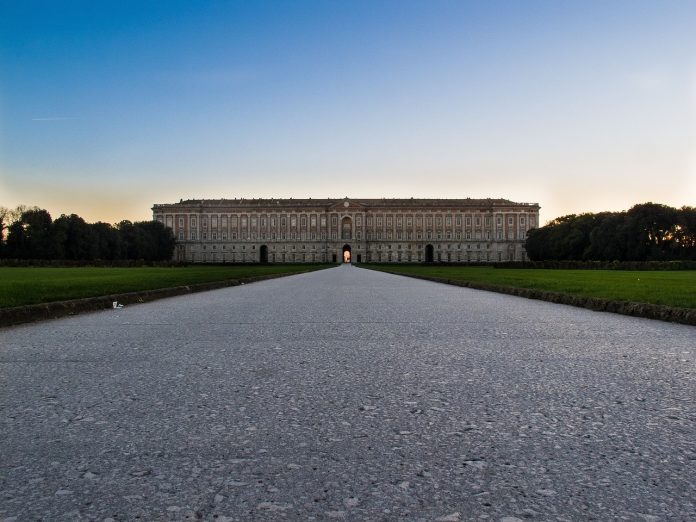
(341, 217), (352, 240)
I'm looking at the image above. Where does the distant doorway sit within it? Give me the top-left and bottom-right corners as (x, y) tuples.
(425, 244), (434, 263)
(260, 245), (268, 264)
(342, 244), (352, 263)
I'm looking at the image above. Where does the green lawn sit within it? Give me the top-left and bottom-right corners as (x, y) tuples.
(362, 264), (696, 309)
(0, 264), (329, 308)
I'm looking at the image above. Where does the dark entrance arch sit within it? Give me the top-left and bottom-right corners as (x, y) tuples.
(342, 244), (351, 263)
(260, 245), (268, 264)
(425, 244), (434, 263)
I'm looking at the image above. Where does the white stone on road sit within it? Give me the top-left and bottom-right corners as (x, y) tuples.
(1, 265), (695, 520)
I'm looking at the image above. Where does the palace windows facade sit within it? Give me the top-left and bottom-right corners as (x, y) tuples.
(153, 198), (540, 263)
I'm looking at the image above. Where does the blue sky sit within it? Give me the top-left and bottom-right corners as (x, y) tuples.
(1, 0), (695, 223)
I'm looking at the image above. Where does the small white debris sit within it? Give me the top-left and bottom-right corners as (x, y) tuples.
(436, 513), (461, 521)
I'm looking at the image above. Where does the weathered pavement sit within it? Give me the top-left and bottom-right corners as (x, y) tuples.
(1, 265), (695, 521)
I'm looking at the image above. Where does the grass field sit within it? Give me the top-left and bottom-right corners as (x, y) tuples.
(362, 264), (696, 309)
(0, 264), (329, 308)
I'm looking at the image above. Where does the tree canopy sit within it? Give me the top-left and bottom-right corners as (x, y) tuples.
(0, 206), (175, 262)
(525, 203), (696, 261)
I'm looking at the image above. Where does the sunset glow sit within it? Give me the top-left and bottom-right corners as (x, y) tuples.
(1, 1), (695, 224)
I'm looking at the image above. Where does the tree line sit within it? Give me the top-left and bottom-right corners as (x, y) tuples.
(0, 206), (175, 262)
(525, 203), (696, 261)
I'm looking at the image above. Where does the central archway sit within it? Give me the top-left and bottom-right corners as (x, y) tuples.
(342, 244), (351, 263)
(425, 244), (434, 263)
(260, 245), (268, 264)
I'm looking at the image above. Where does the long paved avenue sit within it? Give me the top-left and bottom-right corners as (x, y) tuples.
(1, 265), (695, 521)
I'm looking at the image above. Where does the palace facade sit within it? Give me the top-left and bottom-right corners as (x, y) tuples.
(152, 198), (540, 263)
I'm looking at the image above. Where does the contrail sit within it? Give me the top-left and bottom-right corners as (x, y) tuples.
(31, 117), (78, 121)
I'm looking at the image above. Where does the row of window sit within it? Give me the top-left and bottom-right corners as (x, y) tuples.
(163, 213), (535, 230)
(188, 251), (520, 263)
(179, 229), (527, 241)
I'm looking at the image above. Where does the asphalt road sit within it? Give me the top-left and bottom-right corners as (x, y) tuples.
(1, 264), (695, 521)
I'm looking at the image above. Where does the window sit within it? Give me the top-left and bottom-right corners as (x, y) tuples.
(321, 216), (327, 226)
(446, 217), (451, 226)
(497, 217), (502, 226)
(291, 216), (297, 227)
(231, 216), (238, 226)
(251, 217), (257, 227)
(508, 217), (513, 225)
(437, 217), (442, 226)
(281, 217), (286, 227)
(202, 217), (208, 228)
(466, 217), (471, 226)
(178, 231), (184, 240)
(406, 217), (412, 226)
(416, 217), (423, 226)
(456, 217), (461, 226)
(241, 217), (247, 227)
(301, 216), (307, 227)
(191, 217), (197, 227)
(190, 231), (197, 240)
(311, 215), (316, 227)
(427, 217), (433, 227)
(178, 217), (184, 228)
(475, 217), (481, 226)
(386, 217), (392, 226)
(396, 217), (402, 226)
(377, 217), (383, 226)
(356, 216), (362, 226)
(520, 216), (526, 225)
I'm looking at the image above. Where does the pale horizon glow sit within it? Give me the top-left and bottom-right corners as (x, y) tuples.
(1, 1), (695, 225)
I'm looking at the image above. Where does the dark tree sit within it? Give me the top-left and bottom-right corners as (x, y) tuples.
(5, 208), (55, 259)
(624, 203), (679, 260)
(92, 222), (123, 260)
(53, 214), (99, 260)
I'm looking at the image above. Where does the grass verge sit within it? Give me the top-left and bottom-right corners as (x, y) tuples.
(361, 264), (696, 310)
(0, 264), (330, 309)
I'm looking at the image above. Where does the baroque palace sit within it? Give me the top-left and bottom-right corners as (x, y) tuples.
(152, 198), (540, 263)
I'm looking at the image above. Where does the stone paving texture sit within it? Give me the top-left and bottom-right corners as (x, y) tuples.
(1, 264), (695, 521)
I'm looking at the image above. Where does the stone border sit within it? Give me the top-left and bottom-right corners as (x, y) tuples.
(0, 268), (324, 328)
(362, 268), (696, 326)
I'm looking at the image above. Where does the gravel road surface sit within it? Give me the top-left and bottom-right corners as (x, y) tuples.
(1, 264), (695, 521)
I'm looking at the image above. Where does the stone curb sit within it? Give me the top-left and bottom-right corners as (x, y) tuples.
(0, 268), (324, 328)
(364, 268), (696, 327)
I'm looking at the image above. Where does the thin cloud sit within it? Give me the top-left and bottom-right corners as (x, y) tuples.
(31, 117), (78, 121)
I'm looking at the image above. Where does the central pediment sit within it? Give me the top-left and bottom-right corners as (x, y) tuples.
(329, 198), (367, 211)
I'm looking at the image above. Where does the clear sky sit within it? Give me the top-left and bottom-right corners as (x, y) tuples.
(1, 0), (695, 224)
